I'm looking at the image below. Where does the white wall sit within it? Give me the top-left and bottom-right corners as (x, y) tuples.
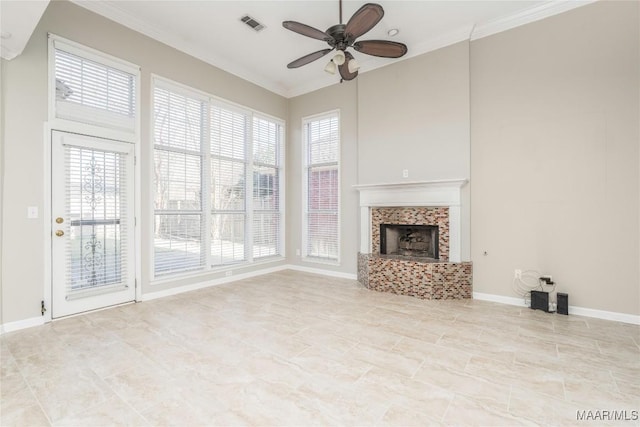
(470, 1), (639, 315)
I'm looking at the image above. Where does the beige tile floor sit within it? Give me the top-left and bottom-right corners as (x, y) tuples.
(1, 270), (639, 426)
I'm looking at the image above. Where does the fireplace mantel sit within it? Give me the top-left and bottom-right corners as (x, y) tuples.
(354, 179), (468, 261)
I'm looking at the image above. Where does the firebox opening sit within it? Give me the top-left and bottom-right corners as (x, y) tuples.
(380, 224), (439, 259)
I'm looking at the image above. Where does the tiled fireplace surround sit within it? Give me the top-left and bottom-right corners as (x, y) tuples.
(355, 180), (472, 300)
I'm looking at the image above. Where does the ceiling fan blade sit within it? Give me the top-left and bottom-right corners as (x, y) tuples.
(339, 51), (358, 81)
(282, 21), (331, 41)
(344, 3), (384, 40)
(287, 48), (333, 69)
(353, 40), (408, 58)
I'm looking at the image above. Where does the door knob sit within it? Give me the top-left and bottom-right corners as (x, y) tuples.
(55, 230), (64, 237)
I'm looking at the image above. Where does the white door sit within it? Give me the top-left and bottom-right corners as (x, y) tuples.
(51, 131), (135, 318)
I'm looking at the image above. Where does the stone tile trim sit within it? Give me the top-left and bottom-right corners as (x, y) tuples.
(357, 252), (472, 300)
(371, 207), (450, 262)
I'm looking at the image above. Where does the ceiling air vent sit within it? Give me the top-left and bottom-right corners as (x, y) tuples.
(240, 15), (265, 32)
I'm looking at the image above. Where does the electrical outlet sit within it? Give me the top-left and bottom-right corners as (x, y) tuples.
(225, 270), (232, 277)
(296, 249), (301, 256)
(514, 269), (522, 279)
(402, 169), (409, 178)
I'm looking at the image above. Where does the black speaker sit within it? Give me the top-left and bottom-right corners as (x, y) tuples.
(557, 293), (569, 315)
(530, 290), (549, 312)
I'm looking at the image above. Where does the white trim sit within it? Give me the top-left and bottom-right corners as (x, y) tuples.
(473, 292), (527, 307)
(43, 124), (53, 323)
(0, 317), (45, 335)
(473, 292), (640, 325)
(143, 264), (289, 301)
(470, 1), (598, 41)
(49, 33), (140, 74)
(301, 110), (341, 264)
(354, 179), (468, 260)
(286, 264), (357, 281)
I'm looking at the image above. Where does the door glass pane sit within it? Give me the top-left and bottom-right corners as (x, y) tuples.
(65, 146), (128, 297)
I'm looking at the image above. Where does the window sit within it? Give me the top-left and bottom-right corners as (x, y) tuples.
(252, 116), (283, 259)
(153, 85), (206, 276)
(153, 78), (284, 278)
(51, 35), (139, 133)
(303, 112), (339, 262)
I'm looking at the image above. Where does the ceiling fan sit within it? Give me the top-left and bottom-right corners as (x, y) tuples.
(282, 0), (408, 81)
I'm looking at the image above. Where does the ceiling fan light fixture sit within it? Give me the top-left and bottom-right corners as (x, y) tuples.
(324, 59), (337, 75)
(348, 58), (360, 73)
(333, 49), (346, 66)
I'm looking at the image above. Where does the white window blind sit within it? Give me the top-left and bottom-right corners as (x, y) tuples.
(252, 116), (283, 259)
(153, 85), (206, 276)
(53, 39), (138, 132)
(303, 113), (339, 261)
(152, 78), (284, 279)
(210, 105), (248, 266)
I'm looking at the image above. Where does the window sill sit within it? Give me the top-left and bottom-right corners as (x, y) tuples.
(150, 256), (286, 286)
(301, 256), (340, 267)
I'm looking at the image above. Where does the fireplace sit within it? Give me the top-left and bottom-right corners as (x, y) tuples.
(355, 180), (472, 300)
(380, 224), (439, 259)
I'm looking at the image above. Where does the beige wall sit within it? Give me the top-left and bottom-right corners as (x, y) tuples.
(470, 1), (639, 315)
(1, 0), (288, 323)
(357, 41), (471, 260)
(287, 82), (359, 275)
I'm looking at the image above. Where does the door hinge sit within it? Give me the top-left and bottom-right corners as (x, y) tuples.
(135, 279), (138, 289)
(134, 156), (137, 165)
(41, 300), (47, 316)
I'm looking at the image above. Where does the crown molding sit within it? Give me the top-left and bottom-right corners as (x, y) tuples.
(470, 0), (598, 41)
(71, 0), (289, 97)
(72, 0), (596, 98)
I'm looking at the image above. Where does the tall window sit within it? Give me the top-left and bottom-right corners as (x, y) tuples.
(153, 86), (206, 276)
(153, 79), (284, 278)
(253, 117), (283, 259)
(303, 112), (339, 262)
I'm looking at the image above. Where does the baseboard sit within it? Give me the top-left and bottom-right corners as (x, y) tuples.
(473, 292), (640, 325)
(285, 264), (358, 280)
(142, 264), (290, 301)
(0, 316), (45, 335)
(568, 306), (640, 325)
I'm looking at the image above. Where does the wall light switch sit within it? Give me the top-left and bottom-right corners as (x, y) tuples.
(402, 169), (409, 178)
(27, 206), (38, 219)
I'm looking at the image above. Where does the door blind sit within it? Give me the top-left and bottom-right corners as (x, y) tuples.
(64, 146), (129, 299)
(304, 114), (339, 261)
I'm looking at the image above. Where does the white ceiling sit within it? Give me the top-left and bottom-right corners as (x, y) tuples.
(2, 1), (593, 98)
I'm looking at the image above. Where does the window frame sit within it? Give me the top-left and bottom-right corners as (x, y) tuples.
(150, 75), (285, 282)
(48, 33), (141, 141)
(301, 110), (341, 265)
